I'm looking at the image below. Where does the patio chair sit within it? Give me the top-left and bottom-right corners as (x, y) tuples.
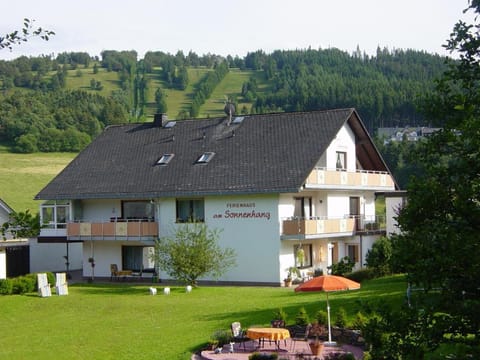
(290, 324), (310, 352)
(55, 272), (69, 295)
(231, 322), (248, 351)
(110, 264), (119, 280)
(37, 273), (52, 297)
(270, 319), (287, 347)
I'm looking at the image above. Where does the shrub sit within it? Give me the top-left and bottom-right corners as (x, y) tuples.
(328, 256), (354, 276)
(346, 268), (375, 283)
(249, 353), (278, 360)
(324, 353), (355, 360)
(0, 278), (13, 295)
(351, 311), (367, 330)
(334, 307), (348, 328)
(12, 275), (36, 294)
(365, 236), (392, 277)
(272, 308), (287, 322)
(295, 307), (310, 325)
(210, 329), (232, 346)
(315, 310), (328, 326)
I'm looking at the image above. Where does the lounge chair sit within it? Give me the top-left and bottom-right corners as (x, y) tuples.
(55, 272), (68, 295)
(37, 273), (52, 297)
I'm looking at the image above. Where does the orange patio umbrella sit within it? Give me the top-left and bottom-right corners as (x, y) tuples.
(295, 275), (360, 345)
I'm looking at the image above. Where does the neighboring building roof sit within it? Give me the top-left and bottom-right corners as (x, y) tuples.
(35, 108), (392, 200)
(0, 198), (14, 215)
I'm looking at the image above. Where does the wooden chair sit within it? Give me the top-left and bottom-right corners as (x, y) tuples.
(110, 264), (119, 280)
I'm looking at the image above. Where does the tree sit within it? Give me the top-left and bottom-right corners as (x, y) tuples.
(0, 18), (54, 51)
(1, 210), (40, 240)
(365, 236), (392, 277)
(154, 87), (168, 113)
(153, 223), (236, 286)
(368, 2), (480, 357)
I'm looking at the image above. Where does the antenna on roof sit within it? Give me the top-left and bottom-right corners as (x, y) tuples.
(224, 97), (235, 126)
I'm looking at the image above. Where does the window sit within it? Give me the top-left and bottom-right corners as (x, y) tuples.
(347, 244), (359, 263)
(156, 153), (174, 165)
(336, 151), (346, 170)
(294, 197), (312, 219)
(122, 246), (155, 272)
(196, 152), (215, 164)
(122, 200), (154, 220)
(294, 244), (312, 268)
(176, 199), (205, 223)
(40, 200), (70, 229)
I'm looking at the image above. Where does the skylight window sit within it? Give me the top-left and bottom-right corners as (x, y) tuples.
(232, 116), (245, 124)
(156, 153), (174, 165)
(196, 152), (215, 164)
(164, 121), (176, 128)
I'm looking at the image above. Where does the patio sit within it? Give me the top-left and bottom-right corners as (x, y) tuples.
(195, 338), (363, 359)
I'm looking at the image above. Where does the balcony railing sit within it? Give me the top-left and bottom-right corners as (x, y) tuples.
(282, 215), (385, 237)
(67, 218), (158, 240)
(305, 167), (395, 189)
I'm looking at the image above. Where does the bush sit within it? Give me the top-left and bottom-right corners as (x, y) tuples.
(334, 307), (348, 328)
(249, 353), (278, 360)
(346, 268), (375, 283)
(328, 256), (354, 276)
(12, 275), (36, 294)
(351, 311), (367, 330)
(272, 308), (287, 322)
(210, 329), (232, 346)
(324, 353), (355, 360)
(295, 307), (310, 325)
(0, 278), (13, 295)
(365, 236), (392, 277)
(315, 310), (328, 326)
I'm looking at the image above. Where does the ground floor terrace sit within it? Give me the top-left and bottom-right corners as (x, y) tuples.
(195, 338), (363, 359)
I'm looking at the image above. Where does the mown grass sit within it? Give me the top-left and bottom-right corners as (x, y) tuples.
(0, 151), (74, 212)
(0, 275), (406, 359)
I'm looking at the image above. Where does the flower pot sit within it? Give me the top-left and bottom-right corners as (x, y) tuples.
(309, 342), (324, 356)
(284, 279), (292, 287)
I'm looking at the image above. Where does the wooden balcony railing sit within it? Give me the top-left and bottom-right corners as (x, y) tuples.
(282, 215), (385, 236)
(305, 167), (395, 189)
(67, 219), (158, 240)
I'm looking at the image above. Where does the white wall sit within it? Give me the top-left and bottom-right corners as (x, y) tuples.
(0, 249), (6, 279)
(30, 239), (83, 273)
(385, 195), (406, 235)
(81, 199), (121, 221)
(325, 124), (356, 170)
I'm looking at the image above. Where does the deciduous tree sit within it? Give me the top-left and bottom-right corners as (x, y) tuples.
(153, 223), (236, 286)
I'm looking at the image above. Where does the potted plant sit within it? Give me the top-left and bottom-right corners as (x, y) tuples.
(284, 266), (301, 287)
(307, 321), (325, 356)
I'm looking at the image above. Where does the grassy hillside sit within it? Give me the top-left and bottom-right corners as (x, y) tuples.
(60, 63), (265, 121)
(0, 147), (74, 212)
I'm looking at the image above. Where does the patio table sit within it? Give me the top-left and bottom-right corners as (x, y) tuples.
(246, 327), (290, 351)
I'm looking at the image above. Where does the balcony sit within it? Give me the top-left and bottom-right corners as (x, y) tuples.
(66, 219), (158, 241)
(282, 215), (385, 238)
(305, 167), (395, 190)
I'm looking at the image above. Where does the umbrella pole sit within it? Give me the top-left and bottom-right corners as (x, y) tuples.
(325, 292), (336, 346)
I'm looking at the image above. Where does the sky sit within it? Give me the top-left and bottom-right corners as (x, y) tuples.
(0, 0), (475, 61)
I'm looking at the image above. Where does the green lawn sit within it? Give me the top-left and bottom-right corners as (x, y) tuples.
(0, 275), (406, 359)
(0, 151), (74, 212)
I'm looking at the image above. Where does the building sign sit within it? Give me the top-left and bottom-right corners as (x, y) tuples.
(212, 202), (271, 220)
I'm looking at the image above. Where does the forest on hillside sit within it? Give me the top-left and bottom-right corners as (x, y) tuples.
(0, 47), (448, 154)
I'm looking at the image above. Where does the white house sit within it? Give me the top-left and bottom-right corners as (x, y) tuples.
(35, 109), (397, 285)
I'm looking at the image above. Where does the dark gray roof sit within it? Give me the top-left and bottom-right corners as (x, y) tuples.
(35, 108), (390, 200)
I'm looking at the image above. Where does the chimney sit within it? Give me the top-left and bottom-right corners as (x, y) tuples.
(153, 113), (168, 127)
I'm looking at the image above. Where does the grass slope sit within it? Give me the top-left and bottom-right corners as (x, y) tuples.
(0, 275), (406, 359)
(0, 150), (74, 212)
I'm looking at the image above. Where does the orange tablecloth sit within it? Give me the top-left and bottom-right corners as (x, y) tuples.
(246, 327), (290, 341)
